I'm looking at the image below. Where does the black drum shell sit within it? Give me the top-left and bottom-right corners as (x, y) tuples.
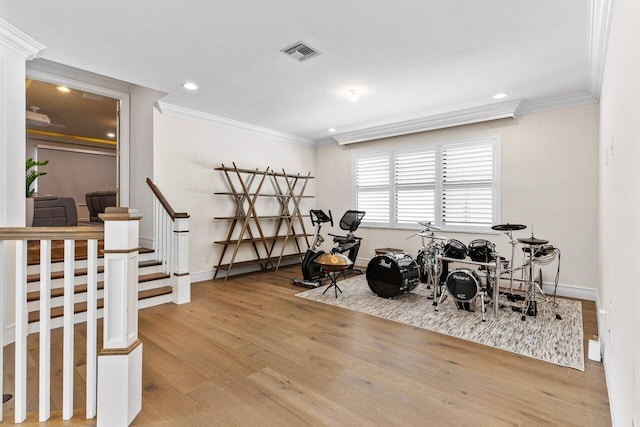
(366, 254), (420, 298)
(446, 268), (482, 302)
(416, 249), (428, 283)
(443, 239), (467, 260)
(468, 239), (496, 263)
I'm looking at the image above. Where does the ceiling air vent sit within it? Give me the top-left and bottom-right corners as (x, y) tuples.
(281, 41), (321, 62)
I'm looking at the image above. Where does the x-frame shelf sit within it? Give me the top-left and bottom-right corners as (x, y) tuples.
(213, 162), (315, 280)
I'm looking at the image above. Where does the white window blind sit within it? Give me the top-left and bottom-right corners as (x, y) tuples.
(395, 149), (436, 225)
(355, 154), (390, 223)
(354, 137), (499, 230)
(442, 143), (494, 227)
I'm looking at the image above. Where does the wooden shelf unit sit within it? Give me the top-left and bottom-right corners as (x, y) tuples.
(213, 163), (314, 280)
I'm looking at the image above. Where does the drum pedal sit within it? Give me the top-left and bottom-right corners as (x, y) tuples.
(526, 300), (537, 317)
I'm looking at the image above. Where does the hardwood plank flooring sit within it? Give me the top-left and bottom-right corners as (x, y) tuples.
(3, 266), (610, 426)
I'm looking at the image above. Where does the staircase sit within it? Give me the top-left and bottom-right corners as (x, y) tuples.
(24, 247), (173, 333)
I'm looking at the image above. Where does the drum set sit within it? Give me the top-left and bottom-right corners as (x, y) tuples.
(365, 221), (562, 322)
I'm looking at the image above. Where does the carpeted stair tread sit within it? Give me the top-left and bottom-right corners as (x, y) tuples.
(26, 260), (162, 283)
(26, 272), (169, 302)
(139, 272), (170, 283)
(139, 286), (173, 300)
(26, 281), (106, 302)
(28, 286), (173, 324)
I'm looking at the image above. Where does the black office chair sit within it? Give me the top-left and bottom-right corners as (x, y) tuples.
(330, 210), (366, 274)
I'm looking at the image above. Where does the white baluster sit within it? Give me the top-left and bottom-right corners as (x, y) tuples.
(63, 239), (75, 420)
(158, 206), (164, 270)
(153, 198), (158, 254)
(86, 239), (98, 419)
(39, 239), (52, 421)
(14, 239), (27, 423)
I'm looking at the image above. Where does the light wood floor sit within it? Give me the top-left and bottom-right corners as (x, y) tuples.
(3, 266), (610, 426)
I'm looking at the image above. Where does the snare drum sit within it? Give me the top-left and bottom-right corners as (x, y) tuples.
(446, 268), (483, 311)
(366, 253), (420, 298)
(468, 239), (496, 263)
(442, 239), (467, 260)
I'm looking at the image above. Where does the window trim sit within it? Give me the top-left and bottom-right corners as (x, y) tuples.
(352, 135), (501, 233)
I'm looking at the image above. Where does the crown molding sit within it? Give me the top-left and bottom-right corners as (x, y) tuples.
(332, 99), (523, 145)
(0, 19), (45, 60)
(158, 102), (315, 148)
(587, 0), (614, 99)
(518, 91), (598, 115)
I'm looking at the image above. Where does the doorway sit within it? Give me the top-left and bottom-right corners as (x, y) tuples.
(24, 66), (131, 221)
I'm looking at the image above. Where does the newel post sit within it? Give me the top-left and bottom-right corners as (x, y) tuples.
(173, 213), (190, 304)
(97, 208), (143, 427)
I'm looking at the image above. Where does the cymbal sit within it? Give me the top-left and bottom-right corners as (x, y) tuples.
(417, 220), (442, 230)
(491, 223), (527, 231)
(517, 236), (549, 245)
(418, 232), (448, 240)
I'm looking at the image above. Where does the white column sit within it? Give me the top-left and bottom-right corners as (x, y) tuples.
(172, 215), (190, 304)
(0, 23), (44, 421)
(97, 208), (143, 427)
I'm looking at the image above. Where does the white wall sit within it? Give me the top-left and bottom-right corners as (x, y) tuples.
(153, 107), (316, 280)
(599, 0), (640, 425)
(316, 104), (599, 297)
(129, 86), (166, 246)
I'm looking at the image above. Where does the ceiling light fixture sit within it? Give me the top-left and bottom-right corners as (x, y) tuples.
(182, 82), (198, 91)
(493, 92), (508, 99)
(349, 90), (358, 103)
(57, 86), (70, 93)
(328, 128), (336, 133)
(106, 132), (115, 138)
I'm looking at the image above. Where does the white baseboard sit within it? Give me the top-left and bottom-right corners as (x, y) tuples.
(540, 282), (597, 301)
(192, 258), (302, 283)
(4, 323), (15, 346)
(139, 237), (153, 250)
(191, 270), (215, 283)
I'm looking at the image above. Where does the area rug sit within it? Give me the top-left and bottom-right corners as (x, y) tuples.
(296, 275), (585, 371)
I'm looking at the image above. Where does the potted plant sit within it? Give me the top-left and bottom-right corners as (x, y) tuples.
(25, 157), (48, 226)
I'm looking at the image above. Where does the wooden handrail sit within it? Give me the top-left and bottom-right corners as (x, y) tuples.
(146, 178), (189, 220)
(0, 227), (104, 241)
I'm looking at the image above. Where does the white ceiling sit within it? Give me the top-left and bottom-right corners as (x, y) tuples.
(1, 0), (595, 142)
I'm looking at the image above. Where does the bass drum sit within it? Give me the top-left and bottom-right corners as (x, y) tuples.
(366, 253), (420, 298)
(446, 268), (483, 311)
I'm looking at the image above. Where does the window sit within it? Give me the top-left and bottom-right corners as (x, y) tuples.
(353, 137), (500, 231)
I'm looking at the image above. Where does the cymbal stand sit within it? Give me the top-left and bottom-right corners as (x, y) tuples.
(519, 243), (552, 320)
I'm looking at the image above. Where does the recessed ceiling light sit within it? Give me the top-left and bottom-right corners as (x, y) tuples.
(106, 132), (115, 138)
(57, 86), (70, 93)
(182, 82), (198, 91)
(328, 128), (336, 133)
(493, 92), (508, 99)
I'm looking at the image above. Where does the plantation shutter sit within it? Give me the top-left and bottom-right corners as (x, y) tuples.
(441, 143), (494, 227)
(355, 154), (390, 223)
(395, 149), (436, 224)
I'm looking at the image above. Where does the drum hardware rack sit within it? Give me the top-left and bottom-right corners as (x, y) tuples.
(435, 255), (503, 319)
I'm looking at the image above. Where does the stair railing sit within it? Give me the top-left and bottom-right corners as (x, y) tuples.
(146, 178), (190, 304)
(0, 208), (143, 425)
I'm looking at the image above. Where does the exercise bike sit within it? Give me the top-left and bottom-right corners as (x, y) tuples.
(328, 210), (366, 276)
(292, 209), (334, 288)
(292, 209), (366, 287)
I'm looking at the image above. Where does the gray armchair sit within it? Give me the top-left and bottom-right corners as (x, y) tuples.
(33, 196), (78, 227)
(85, 190), (117, 223)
